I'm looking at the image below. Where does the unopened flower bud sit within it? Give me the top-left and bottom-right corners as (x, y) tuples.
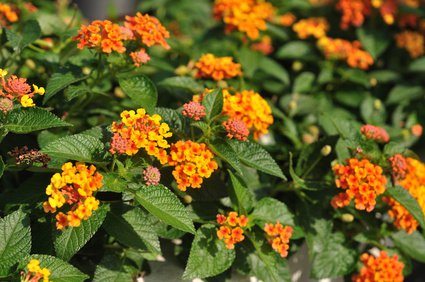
(308, 125), (320, 137)
(289, 100), (297, 112)
(0, 98), (13, 114)
(374, 99), (382, 110)
(114, 87), (125, 98)
(321, 145), (332, 156)
(341, 213), (354, 222)
(217, 80), (228, 89)
(175, 65), (189, 76)
(25, 59), (36, 70)
(82, 67), (91, 75)
(183, 195), (192, 204)
(369, 77), (378, 87)
(292, 61), (303, 72)
(302, 133), (315, 144)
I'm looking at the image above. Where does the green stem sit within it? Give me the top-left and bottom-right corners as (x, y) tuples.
(302, 154), (324, 178)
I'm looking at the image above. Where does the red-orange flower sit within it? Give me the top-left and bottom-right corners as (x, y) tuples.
(264, 222), (293, 257)
(332, 158), (387, 212)
(195, 54), (242, 81)
(223, 118), (249, 141)
(395, 31), (424, 58)
(360, 124), (390, 143)
(336, 0), (370, 30)
(216, 211), (249, 249)
(352, 251), (404, 282)
(0, 3), (18, 26)
(130, 48), (151, 67)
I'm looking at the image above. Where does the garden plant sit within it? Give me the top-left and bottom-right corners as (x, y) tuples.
(1, 0), (425, 281)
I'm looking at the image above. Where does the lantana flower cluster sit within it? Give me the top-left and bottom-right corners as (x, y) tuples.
(395, 31), (424, 58)
(43, 162), (103, 230)
(0, 3), (18, 26)
(264, 222), (293, 258)
(216, 212), (248, 249)
(213, 0), (276, 39)
(194, 53), (242, 81)
(384, 157), (425, 233)
(0, 68), (45, 109)
(73, 12), (170, 67)
(332, 158), (387, 212)
(168, 140), (218, 191)
(360, 124), (390, 143)
(110, 108), (172, 164)
(21, 259), (50, 282)
(292, 17), (329, 39)
(352, 251), (404, 282)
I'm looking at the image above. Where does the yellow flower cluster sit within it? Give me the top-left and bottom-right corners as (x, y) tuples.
(43, 162), (103, 230)
(21, 259), (50, 282)
(110, 109), (172, 164)
(195, 53), (242, 81)
(293, 17), (329, 39)
(213, 0), (275, 39)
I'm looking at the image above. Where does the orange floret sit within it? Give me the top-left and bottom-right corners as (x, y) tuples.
(216, 211), (249, 249)
(264, 222), (293, 258)
(0, 3), (18, 26)
(73, 20), (126, 53)
(383, 158), (425, 233)
(395, 31), (424, 59)
(336, 0), (370, 30)
(167, 140), (218, 191)
(332, 158), (387, 212)
(43, 162), (103, 230)
(352, 251), (404, 282)
(110, 108), (172, 164)
(292, 17), (329, 39)
(213, 0), (275, 39)
(124, 12), (170, 49)
(195, 53), (242, 81)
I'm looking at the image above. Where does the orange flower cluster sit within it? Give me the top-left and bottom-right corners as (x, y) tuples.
(293, 17), (329, 39)
(21, 259), (50, 282)
(360, 124), (390, 143)
(195, 53), (242, 81)
(0, 68), (45, 108)
(372, 0), (397, 25)
(223, 90), (273, 140)
(384, 158), (425, 233)
(264, 222), (293, 258)
(388, 154), (408, 181)
(223, 118), (250, 141)
(336, 0), (370, 30)
(130, 48), (150, 67)
(168, 140), (218, 191)
(110, 109), (172, 164)
(73, 20), (126, 53)
(213, 0), (275, 39)
(124, 12), (170, 49)
(352, 251), (404, 282)
(216, 212), (248, 249)
(43, 162), (103, 230)
(332, 158), (387, 212)
(0, 3), (18, 26)
(251, 35), (273, 55)
(317, 37), (374, 69)
(395, 31), (424, 58)
(278, 13), (296, 27)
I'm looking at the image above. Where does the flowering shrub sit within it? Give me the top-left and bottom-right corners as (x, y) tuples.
(1, 0), (425, 281)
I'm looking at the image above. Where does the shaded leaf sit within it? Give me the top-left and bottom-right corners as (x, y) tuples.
(119, 75), (157, 114)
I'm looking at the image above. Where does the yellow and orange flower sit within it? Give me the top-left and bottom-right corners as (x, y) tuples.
(293, 17), (329, 39)
(195, 54), (242, 81)
(336, 0), (370, 30)
(167, 140), (218, 191)
(0, 68), (45, 108)
(216, 212), (248, 249)
(251, 35), (273, 55)
(264, 222), (293, 257)
(21, 259), (51, 282)
(43, 162), (103, 230)
(352, 251), (404, 282)
(332, 158), (387, 212)
(277, 13), (296, 27)
(395, 31), (424, 59)
(0, 3), (18, 26)
(384, 158), (425, 234)
(213, 0), (275, 39)
(110, 108), (172, 164)
(73, 20), (127, 53)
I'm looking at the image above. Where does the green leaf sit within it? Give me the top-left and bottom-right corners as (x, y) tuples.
(119, 75), (158, 114)
(409, 57), (425, 72)
(369, 70), (400, 83)
(0, 157), (4, 179)
(54, 205), (109, 261)
(93, 255), (134, 282)
(101, 173), (127, 192)
(132, 183), (195, 234)
(276, 41), (313, 59)
(0, 210), (31, 276)
(237, 46), (262, 77)
(183, 224), (235, 279)
(209, 140), (242, 175)
(64, 84), (89, 101)
(228, 170), (255, 213)
(385, 185), (425, 230)
(202, 88), (223, 121)
(356, 26), (390, 59)
(251, 197), (294, 226)
(154, 107), (183, 132)
(227, 139), (286, 180)
(307, 219), (356, 279)
(386, 85), (424, 105)
(258, 57), (290, 85)
(6, 20), (41, 50)
(158, 76), (204, 93)
(4, 108), (72, 134)
(293, 72), (315, 93)
(103, 205), (161, 254)
(20, 254), (89, 282)
(44, 72), (86, 103)
(392, 230), (425, 263)
(41, 133), (105, 163)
